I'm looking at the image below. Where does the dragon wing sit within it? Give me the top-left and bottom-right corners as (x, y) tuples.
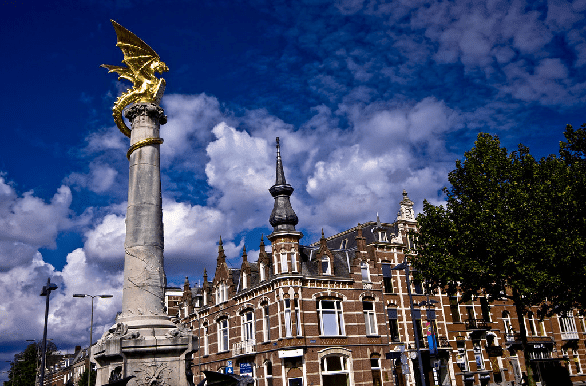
(100, 64), (135, 83)
(110, 20), (161, 83)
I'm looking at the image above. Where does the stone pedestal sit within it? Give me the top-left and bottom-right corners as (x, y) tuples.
(93, 103), (197, 386)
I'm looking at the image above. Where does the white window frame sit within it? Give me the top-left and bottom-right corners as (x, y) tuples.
(321, 355), (350, 384)
(321, 256), (331, 275)
(317, 299), (345, 336)
(284, 299), (293, 338)
(242, 272), (247, 290)
(218, 319), (229, 352)
(363, 301), (377, 336)
(560, 311), (579, 340)
(262, 304), (270, 342)
(242, 311), (254, 342)
(280, 251), (288, 273)
(360, 261), (370, 282)
(203, 324), (209, 356)
(294, 298), (302, 336)
(291, 250), (298, 272)
(260, 262), (266, 281)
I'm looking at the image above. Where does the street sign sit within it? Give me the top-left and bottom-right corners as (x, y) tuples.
(240, 363), (253, 376)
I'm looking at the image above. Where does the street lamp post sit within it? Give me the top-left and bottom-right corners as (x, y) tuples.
(39, 278), (58, 386)
(26, 338), (51, 386)
(73, 293), (113, 386)
(392, 261), (427, 386)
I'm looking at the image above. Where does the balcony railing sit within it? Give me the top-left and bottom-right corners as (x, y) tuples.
(232, 339), (256, 356)
(561, 331), (579, 340)
(465, 318), (491, 330)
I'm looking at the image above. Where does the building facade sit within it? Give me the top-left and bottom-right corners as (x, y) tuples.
(167, 139), (586, 386)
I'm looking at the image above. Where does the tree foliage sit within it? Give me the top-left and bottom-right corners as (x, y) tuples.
(78, 368), (96, 386)
(412, 126), (586, 385)
(3, 341), (58, 386)
(413, 126), (586, 313)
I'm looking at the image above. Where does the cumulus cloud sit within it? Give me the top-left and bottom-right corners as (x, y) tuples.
(0, 176), (78, 270)
(66, 163), (118, 194)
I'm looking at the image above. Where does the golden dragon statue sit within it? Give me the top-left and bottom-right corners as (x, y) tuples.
(101, 20), (169, 137)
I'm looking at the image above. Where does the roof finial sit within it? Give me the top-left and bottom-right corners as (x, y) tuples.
(269, 137), (298, 232)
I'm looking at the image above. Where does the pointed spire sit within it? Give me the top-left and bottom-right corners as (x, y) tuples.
(242, 245), (248, 262)
(260, 234), (265, 249)
(269, 137), (299, 232)
(203, 268), (208, 280)
(275, 137), (286, 185)
(217, 237), (226, 263)
(184, 276), (190, 286)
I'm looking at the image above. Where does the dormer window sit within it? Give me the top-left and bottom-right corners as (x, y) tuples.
(322, 256), (331, 275)
(242, 272), (248, 290)
(216, 283), (228, 304)
(340, 239), (348, 249)
(361, 261), (370, 282)
(260, 262), (266, 281)
(378, 231), (387, 242)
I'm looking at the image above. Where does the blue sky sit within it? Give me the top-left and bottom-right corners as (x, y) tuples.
(1, 0), (585, 377)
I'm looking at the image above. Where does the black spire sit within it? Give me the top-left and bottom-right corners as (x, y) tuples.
(269, 137), (298, 232)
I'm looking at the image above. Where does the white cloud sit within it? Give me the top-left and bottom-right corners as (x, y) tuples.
(0, 176), (75, 260)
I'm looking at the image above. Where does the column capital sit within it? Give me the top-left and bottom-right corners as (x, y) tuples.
(124, 103), (167, 124)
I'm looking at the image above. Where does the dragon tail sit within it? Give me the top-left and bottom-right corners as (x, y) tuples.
(112, 90), (142, 138)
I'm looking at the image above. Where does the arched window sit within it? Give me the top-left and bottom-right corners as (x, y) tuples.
(321, 355), (349, 386)
(264, 361), (273, 386)
(284, 298), (293, 338)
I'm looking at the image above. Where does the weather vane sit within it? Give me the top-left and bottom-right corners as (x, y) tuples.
(101, 20), (169, 137)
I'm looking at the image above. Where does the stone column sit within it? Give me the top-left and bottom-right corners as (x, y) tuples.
(119, 102), (172, 328)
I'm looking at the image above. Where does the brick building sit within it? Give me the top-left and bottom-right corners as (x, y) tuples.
(167, 139), (586, 386)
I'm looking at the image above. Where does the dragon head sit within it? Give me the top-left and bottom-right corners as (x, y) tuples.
(153, 61), (169, 75)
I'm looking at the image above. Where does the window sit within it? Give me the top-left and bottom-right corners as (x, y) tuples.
(291, 251), (298, 272)
(281, 251), (288, 273)
(456, 339), (468, 371)
(242, 311), (254, 342)
(284, 299), (293, 337)
(527, 312), (536, 336)
(260, 262), (266, 281)
(573, 348), (582, 374)
(322, 256), (331, 275)
(382, 264), (393, 293)
(412, 277), (424, 295)
(216, 283), (228, 304)
(203, 324), (209, 356)
(321, 355), (349, 386)
(560, 311), (579, 340)
(264, 362), (273, 386)
(294, 298), (302, 336)
(218, 318), (229, 352)
(378, 231), (387, 242)
(317, 299), (345, 336)
(480, 297), (491, 322)
(503, 311), (514, 341)
(370, 355), (382, 386)
(449, 295), (460, 323)
(363, 301), (377, 336)
(473, 342), (484, 370)
(263, 304), (270, 342)
(387, 308), (400, 341)
(241, 272), (248, 290)
(361, 261), (370, 282)
(413, 312), (424, 347)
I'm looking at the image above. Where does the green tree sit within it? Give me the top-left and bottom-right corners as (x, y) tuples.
(4, 341), (58, 386)
(78, 367), (96, 386)
(412, 130), (585, 386)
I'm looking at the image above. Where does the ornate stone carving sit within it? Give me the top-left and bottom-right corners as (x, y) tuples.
(134, 361), (171, 386)
(124, 103), (167, 124)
